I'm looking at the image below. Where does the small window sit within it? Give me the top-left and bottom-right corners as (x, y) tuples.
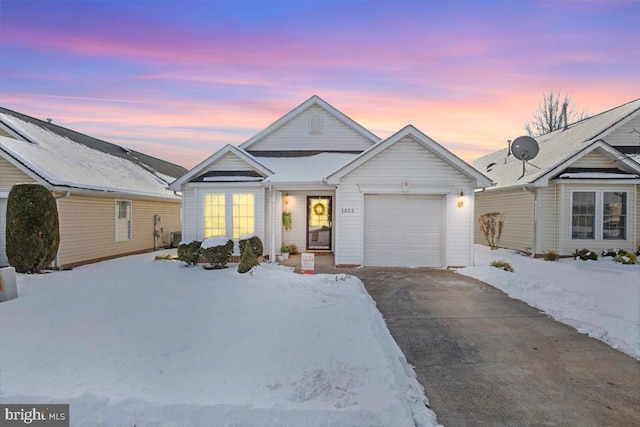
(115, 200), (132, 241)
(309, 113), (323, 135)
(603, 192), (626, 240)
(571, 192), (595, 239)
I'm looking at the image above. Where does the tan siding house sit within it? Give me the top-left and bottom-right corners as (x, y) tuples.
(473, 98), (640, 256)
(171, 96), (492, 267)
(0, 107), (186, 268)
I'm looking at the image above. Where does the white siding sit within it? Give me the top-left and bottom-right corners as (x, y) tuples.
(277, 190), (335, 254)
(335, 137), (474, 267)
(181, 187), (197, 242)
(248, 105), (374, 152)
(474, 190), (535, 253)
(557, 183), (637, 255)
(605, 116), (640, 146)
(536, 186), (558, 253)
(0, 198), (6, 266)
(202, 152), (259, 173)
(571, 148), (617, 169)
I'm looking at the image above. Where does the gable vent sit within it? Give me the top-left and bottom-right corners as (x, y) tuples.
(309, 113), (323, 135)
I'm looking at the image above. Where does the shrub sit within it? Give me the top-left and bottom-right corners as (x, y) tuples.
(154, 254), (173, 260)
(238, 240), (260, 273)
(239, 235), (263, 258)
(614, 251), (637, 265)
(490, 260), (514, 272)
(635, 246), (640, 256)
(177, 241), (201, 265)
(573, 248), (597, 261)
(200, 238), (233, 269)
(280, 244), (291, 254)
(479, 212), (504, 250)
(543, 250), (560, 261)
(6, 184), (60, 273)
(601, 248), (625, 257)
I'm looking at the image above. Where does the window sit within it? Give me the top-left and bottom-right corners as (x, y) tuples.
(204, 193), (226, 238)
(570, 190), (628, 241)
(571, 192), (595, 239)
(203, 192), (255, 240)
(232, 193), (255, 239)
(603, 192), (626, 240)
(115, 200), (132, 241)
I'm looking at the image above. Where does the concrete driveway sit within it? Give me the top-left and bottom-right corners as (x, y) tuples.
(341, 267), (640, 427)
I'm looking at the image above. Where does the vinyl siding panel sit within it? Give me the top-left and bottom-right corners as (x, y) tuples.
(536, 186), (558, 253)
(248, 105), (374, 152)
(557, 183), (637, 255)
(181, 187), (197, 242)
(571, 149), (617, 169)
(474, 190), (534, 253)
(203, 152), (260, 172)
(279, 190), (334, 253)
(605, 116), (640, 146)
(0, 156), (35, 189)
(336, 138), (474, 267)
(56, 195), (181, 266)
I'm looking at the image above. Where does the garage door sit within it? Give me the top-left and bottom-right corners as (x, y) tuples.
(364, 194), (443, 267)
(0, 198), (7, 266)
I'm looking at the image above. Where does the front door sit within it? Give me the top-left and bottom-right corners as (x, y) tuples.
(307, 196), (332, 251)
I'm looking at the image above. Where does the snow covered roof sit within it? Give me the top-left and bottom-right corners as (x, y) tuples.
(258, 153), (360, 184)
(0, 109), (186, 200)
(473, 99), (640, 190)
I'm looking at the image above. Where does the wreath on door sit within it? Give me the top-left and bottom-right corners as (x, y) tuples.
(312, 202), (326, 216)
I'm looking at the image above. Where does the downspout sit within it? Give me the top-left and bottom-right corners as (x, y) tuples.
(53, 191), (71, 268)
(523, 186), (537, 257)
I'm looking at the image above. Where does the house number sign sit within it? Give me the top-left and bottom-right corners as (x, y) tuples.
(340, 208), (355, 214)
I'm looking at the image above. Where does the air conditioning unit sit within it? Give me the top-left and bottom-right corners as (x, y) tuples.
(170, 232), (182, 248)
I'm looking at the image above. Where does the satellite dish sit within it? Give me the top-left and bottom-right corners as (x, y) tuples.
(511, 136), (539, 161)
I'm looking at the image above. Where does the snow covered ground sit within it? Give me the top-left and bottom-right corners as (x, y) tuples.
(0, 252), (437, 427)
(458, 245), (640, 360)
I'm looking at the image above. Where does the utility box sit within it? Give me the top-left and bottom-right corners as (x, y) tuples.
(0, 266), (18, 302)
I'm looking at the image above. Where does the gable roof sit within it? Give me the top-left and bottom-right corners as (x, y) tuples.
(238, 95), (381, 151)
(473, 98), (640, 189)
(168, 144), (273, 190)
(0, 107), (186, 200)
(326, 125), (493, 188)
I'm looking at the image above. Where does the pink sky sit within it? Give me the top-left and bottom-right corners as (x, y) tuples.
(1, 1), (638, 168)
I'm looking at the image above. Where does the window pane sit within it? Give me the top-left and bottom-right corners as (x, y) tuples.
(571, 192), (594, 239)
(116, 201), (132, 241)
(232, 193), (255, 240)
(204, 194), (226, 238)
(603, 192), (626, 240)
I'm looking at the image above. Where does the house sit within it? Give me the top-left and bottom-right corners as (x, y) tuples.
(169, 95), (492, 267)
(472, 98), (640, 256)
(0, 107), (187, 268)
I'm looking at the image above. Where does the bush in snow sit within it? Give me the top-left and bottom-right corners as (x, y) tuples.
(614, 251), (637, 265)
(543, 250), (560, 261)
(6, 184), (60, 273)
(601, 248), (625, 257)
(478, 212), (504, 250)
(238, 240), (260, 273)
(200, 237), (234, 269)
(573, 248), (598, 261)
(177, 241), (201, 265)
(490, 260), (514, 272)
(239, 234), (263, 258)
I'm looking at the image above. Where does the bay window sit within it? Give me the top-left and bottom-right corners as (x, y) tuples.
(203, 192), (255, 240)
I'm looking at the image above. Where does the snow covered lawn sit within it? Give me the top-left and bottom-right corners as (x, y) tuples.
(458, 245), (640, 360)
(0, 252), (437, 427)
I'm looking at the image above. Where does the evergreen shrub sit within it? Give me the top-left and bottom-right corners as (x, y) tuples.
(6, 184), (60, 273)
(177, 241), (202, 265)
(200, 238), (233, 269)
(238, 240), (260, 273)
(239, 235), (263, 258)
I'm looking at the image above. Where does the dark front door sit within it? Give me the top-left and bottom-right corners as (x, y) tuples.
(307, 196), (332, 251)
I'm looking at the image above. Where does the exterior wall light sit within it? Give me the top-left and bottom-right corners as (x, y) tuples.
(457, 191), (465, 208)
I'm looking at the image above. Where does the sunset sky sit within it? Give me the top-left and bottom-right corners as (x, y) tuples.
(1, 0), (638, 168)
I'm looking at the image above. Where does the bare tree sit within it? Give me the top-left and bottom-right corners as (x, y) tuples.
(524, 89), (589, 137)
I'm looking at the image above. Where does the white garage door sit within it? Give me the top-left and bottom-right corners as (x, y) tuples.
(364, 194), (443, 267)
(0, 198), (7, 266)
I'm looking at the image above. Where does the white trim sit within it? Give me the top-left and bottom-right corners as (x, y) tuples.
(168, 144), (273, 190)
(585, 105), (640, 143)
(358, 184), (452, 194)
(239, 95), (380, 151)
(0, 149), (51, 188)
(186, 181), (264, 188)
(115, 200), (133, 242)
(327, 125), (493, 188)
(568, 188), (630, 242)
(553, 178), (640, 185)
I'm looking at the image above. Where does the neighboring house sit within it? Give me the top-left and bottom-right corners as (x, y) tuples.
(0, 107), (187, 268)
(472, 98), (640, 256)
(169, 95), (492, 267)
